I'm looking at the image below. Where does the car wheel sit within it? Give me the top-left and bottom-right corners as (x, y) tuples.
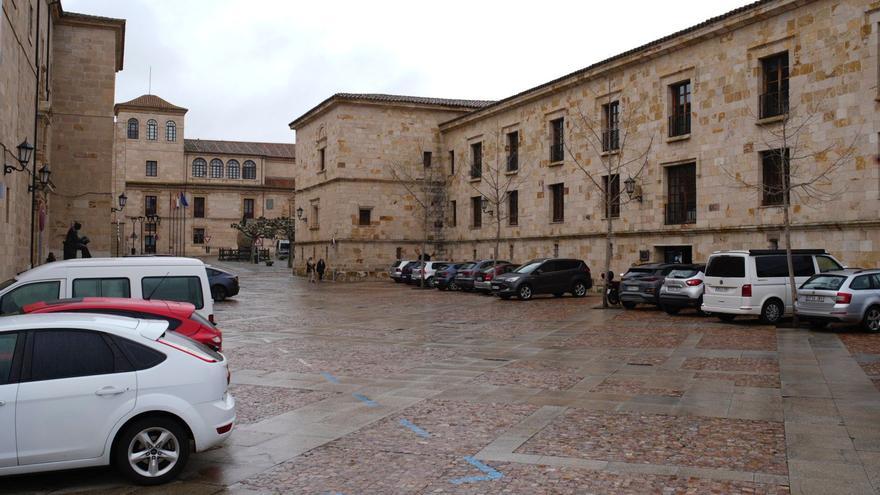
(114, 416), (190, 486)
(425, 277), (434, 287)
(449, 281), (459, 291)
(211, 285), (227, 302)
(572, 281), (587, 298)
(862, 306), (880, 333)
(663, 305), (680, 315)
(621, 301), (637, 309)
(760, 299), (784, 325)
(718, 313), (736, 322)
(518, 284), (533, 301)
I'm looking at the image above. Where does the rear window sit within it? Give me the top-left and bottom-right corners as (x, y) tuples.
(668, 269), (700, 279)
(706, 256), (745, 278)
(142, 276), (204, 309)
(113, 336), (166, 370)
(625, 268), (654, 276)
(801, 275), (846, 291)
(190, 311), (214, 328)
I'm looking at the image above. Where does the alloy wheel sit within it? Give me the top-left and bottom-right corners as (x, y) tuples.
(519, 285), (532, 300)
(573, 282), (586, 297)
(865, 307), (880, 333)
(128, 427), (180, 478)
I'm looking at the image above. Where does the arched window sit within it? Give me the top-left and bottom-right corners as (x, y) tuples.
(127, 118), (139, 139)
(192, 158), (207, 177)
(243, 160), (257, 180)
(166, 120), (177, 142)
(146, 119), (158, 140)
(226, 159), (240, 179)
(209, 159), (223, 178)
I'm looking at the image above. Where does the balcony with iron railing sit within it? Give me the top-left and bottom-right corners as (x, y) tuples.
(758, 90), (789, 120)
(668, 112), (691, 138)
(602, 129), (619, 152)
(665, 203), (697, 225)
(470, 164), (482, 179)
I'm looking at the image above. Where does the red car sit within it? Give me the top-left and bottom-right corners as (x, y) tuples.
(22, 297), (223, 351)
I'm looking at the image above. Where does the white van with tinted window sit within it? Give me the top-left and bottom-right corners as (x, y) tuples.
(701, 249), (844, 324)
(0, 257), (214, 323)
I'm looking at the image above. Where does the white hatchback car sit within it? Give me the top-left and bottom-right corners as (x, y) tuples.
(0, 313), (235, 485)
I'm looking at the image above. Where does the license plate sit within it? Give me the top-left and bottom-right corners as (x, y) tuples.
(714, 287), (730, 293)
(805, 295), (824, 303)
(625, 286), (638, 292)
(492, 285), (500, 290)
(667, 286), (681, 292)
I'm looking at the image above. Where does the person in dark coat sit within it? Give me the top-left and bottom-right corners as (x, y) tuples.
(316, 259), (326, 282)
(63, 222), (81, 260)
(306, 257), (316, 283)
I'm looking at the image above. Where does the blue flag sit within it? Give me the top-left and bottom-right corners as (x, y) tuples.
(179, 192), (189, 208)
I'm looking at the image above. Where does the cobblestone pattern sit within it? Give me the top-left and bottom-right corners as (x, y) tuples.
(423, 463), (792, 495)
(228, 384), (336, 425)
(559, 328), (690, 349)
(693, 371), (781, 388)
(590, 377), (685, 397)
(517, 410), (787, 475)
(471, 361), (585, 390)
(841, 333), (880, 355)
(697, 328), (777, 351)
(681, 357), (780, 373)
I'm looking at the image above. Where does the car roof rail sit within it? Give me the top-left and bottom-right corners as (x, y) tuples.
(748, 249), (827, 255)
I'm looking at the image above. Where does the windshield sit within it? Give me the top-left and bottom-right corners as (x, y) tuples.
(800, 274), (847, 291)
(515, 261), (543, 274)
(0, 278), (16, 292)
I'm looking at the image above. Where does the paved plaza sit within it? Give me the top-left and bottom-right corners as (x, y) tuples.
(3, 261), (880, 494)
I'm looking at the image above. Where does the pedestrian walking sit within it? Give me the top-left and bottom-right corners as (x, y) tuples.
(306, 257), (316, 283)
(317, 259), (326, 282)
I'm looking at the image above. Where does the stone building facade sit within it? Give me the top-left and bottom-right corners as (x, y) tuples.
(290, 0), (880, 277)
(0, 0), (124, 280)
(114, 94), (295, 257)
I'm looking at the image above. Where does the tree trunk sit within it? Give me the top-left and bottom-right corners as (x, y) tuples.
(494, 213), (500, 267)
(604, 198), (613, 308)
(783, 203), (798, 326)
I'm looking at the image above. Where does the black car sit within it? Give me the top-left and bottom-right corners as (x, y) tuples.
(492, 258), (592, 300)
(434, 262), (472, 290)
(207, 266), (240, 301)
(619, 263), (684, 309)
(400, 261), (421, 284)
(454, 259), (510, 292)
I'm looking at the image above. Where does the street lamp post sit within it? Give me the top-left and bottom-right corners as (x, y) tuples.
(111, 193), (127, 256)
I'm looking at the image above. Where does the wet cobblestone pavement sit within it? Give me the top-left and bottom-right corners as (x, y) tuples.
(2, 259), (880, 494)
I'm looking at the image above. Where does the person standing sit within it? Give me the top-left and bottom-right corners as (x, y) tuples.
(316, 259), (326, 282)
(306, 257), (316, 283)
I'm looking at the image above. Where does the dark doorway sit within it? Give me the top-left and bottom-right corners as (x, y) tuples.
(662, 246), (692, 264)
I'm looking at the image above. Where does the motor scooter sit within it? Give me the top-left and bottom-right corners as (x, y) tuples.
(601, 271), (620, 306)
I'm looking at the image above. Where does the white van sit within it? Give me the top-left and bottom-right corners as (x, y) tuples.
(702, 249), (844, 324)
(0, 257), (215, 322)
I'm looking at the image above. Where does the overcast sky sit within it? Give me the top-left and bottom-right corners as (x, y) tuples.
(65, 0), (749, 144)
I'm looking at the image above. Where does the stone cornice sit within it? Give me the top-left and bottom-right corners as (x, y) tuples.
(125, 181), (293, 193)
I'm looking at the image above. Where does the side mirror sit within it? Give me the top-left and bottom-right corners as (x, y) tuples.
(534, 269), (542, 275)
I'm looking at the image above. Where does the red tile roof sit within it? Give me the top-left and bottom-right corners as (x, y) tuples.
(184, 139), (295, 160)
(114, 94), (188, 115)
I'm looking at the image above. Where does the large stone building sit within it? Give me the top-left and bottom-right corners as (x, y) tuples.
(290, 0), (880, 277)
(0, 0), (125, 280)
(113, 94), (295, 256)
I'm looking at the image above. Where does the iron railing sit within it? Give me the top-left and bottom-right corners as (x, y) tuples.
(759, 90), (789, 119)
(668, 113), (691, 137)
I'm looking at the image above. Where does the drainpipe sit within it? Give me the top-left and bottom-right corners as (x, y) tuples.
(29, 0), (43, 268)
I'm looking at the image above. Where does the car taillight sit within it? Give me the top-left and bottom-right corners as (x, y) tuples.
(485, 273), (494, 281)
(836, 292), (852, 304)
(158, 338), (218, 363)
(686, 279), (703, 286)
(741, 284), (752, 297)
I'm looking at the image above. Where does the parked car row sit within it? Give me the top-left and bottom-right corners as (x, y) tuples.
(613, 249), (876, 332)
(389, 258), (593, 301)
(0, 257), (238, 485)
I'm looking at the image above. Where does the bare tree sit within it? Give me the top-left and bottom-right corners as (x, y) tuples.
(459, 129), (529, 267)
(565, 79), (654, 307)
(388, 147), (447, 287)
(720, 100), (859, 325)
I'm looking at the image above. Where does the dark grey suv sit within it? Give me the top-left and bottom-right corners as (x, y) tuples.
(619, 263), (686, 309)
(492, 258), (592, 300)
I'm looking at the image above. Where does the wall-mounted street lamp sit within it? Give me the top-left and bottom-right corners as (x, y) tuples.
(146, 213), (161, 225)
(480, 196), (494, 216)
(27, 164), (51, 192)
(296, 206), (307, 223)
(624, 176), (643, 203)
(111, 192), (128, 213)
(2, 139), (34, 175)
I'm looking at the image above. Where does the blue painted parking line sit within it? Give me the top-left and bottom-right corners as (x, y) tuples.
(320, 371), (340, 384)
(450, 456), (503, 485)
(398, 418), (430, 438)
(352, 392), (378, 407)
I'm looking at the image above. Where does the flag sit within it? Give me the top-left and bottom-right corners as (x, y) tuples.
(179, 192), (189, 208)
